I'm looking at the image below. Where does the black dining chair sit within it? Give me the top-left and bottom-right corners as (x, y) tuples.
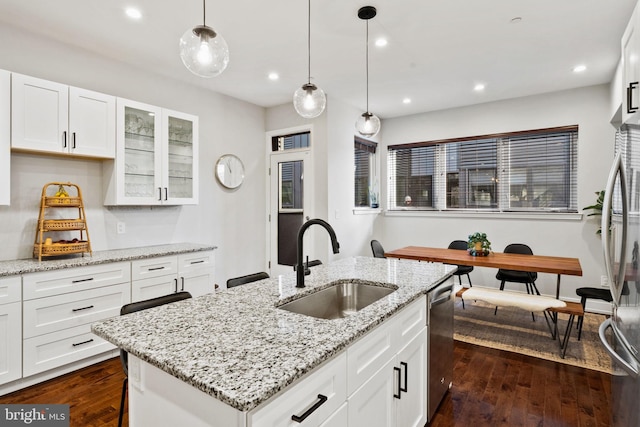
(118, 291), (192, 427)
(448, 240), (473, 288)
(496, 243), (539, 294)
(495, 243), (538, 320)
(371, 240), (386, 258)
(226, 272), (270, 288)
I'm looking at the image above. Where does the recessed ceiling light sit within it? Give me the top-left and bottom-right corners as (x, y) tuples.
(125, 7), (142, 20)
(474, 83), (486, 92)
(573, 64), (587, 73)
(375, 38), (388, 47)
(402, 98), (411, 104)
(268, 72), (279, 81)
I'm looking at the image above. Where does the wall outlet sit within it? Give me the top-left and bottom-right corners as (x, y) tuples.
(117, 222), (126, 234)
(601, 275), (608, 288)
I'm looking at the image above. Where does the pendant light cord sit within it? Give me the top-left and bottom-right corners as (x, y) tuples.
(365, 19), (369, 113)
(202, 0), (206, 26)
(307, 0), (311, 85)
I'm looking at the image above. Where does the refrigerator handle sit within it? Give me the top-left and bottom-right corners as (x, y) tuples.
(599, 318), (639, 378)
(602, 152), (628, 302)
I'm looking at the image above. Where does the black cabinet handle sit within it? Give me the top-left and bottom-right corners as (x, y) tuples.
(190, 260), (205, 265)
(174, 278), (178, 292)
(62, 131), (67, 148)
(400, 361), (408, 393)
(628, 82), (639, 114)
(72, 338), (94, 347)
(72, 132), (76, 149)
(291, 394), (328, 423)
(72, 305), (94, 312)
(180, 277), (185, 291)
(393, 366), (402, 399)
(148, 266), (165, 271)
(164, 187), (168, 201)
(72, 277), (94, 284)
(158, 187), (162, 201)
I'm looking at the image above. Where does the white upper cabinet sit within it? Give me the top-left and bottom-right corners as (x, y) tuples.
(104, 98), (198, 205)
(11, 73), (115, 158)
(622, 2), (640, 125)
(0, 69), (9, 206)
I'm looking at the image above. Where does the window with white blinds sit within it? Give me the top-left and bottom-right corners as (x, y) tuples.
(387, 126), (578, 212)
(355, 137), (377, 207)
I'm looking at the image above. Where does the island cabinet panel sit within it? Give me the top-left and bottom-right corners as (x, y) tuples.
(346, 296), (427, 427)
(0, 276), (21, 386)
(319, 402), (347, 427)
(128, 354), (247, 427)
(248, 352), (347, 427)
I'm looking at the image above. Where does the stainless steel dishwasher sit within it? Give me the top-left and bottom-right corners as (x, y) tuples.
(427, 279), (454, 421)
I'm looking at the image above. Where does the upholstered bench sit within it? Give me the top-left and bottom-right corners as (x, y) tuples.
(456, 287), (584, 358)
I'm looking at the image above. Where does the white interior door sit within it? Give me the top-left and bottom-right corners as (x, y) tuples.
(269, 150), (313, 277)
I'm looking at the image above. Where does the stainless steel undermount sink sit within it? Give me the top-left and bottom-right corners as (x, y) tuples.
(278, 281), (397, 320)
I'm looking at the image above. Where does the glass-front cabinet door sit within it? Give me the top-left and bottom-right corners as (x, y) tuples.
(116, 99), (163, 205)
(163, 109), (198, 205)
(105, 99), (199, 206)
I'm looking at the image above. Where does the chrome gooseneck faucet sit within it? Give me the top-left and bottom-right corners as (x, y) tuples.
(296, 218), (340, 288)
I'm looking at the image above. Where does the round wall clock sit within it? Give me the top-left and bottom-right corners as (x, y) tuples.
(215, 154), (245, 189)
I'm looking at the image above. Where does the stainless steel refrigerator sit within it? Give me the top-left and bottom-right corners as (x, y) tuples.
(600, 124), (640, 427)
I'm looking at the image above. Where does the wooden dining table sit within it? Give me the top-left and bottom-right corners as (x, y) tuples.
(384, 246), (583, 299)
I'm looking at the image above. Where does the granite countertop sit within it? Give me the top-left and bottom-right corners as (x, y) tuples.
(0, 243), (217, 277)
(91, 256), (455, 413)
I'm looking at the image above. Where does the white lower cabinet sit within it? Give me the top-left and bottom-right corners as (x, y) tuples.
(22, 263), (131, 377)
(347, 297), (427, 427)
(131, 251), (215, 301)
(126, 295), (427, 427)
(0, 276), (21, 386)
(248, 353), (347, 427)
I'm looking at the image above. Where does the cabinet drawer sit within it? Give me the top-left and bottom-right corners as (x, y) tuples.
(394, 295), (427, 344)
(346, 296), (426, 396)
(249, 352), (347, 427)
(0, 276), (21, 305)
(23, 283), (130, 338)
(131, 275), (179, 302)
(346, 316), (395, 396)
(178, 251), (214, 273)
(23, 323), (115, 377)
(23, 262), (131, 300)
(131, 256), (178, 281)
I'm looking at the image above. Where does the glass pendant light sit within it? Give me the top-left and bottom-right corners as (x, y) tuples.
(355, 6), (381, 138)
(293, 0), (326, 119)
(179, 0), (229, 78)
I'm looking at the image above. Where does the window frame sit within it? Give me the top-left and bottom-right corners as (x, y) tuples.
(387, 125), (579, 214)
(354, 136), (378, 209)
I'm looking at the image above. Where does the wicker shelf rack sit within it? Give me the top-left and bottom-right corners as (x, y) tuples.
(34, 182), (92, 261)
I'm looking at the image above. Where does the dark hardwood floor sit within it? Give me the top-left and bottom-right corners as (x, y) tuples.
(0, 341), (611, 427)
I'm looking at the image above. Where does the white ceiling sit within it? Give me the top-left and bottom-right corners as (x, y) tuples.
(0, 0), (636, 118)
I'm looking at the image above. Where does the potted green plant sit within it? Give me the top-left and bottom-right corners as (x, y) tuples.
(583, 190), (605, 234)
(468, 232), (491, 256)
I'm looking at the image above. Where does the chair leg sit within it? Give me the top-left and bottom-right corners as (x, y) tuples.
(499, 280), (506, 291)
(577, 296), (587, 341)
(118, 377), (128, 427)
(467, 274), (472, 287)
(458, 275), (463, 287)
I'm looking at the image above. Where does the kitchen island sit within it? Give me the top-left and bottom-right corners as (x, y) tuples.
(91, 256), (455, 426)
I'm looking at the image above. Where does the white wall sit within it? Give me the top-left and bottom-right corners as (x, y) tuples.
(265, 97), (380, 264)
(377, 85), (616, 304)
(0, 23), (266, 287)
